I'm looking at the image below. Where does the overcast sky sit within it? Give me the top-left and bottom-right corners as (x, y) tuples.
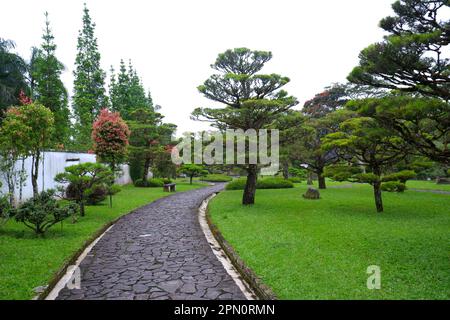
(2, 0), (395, 135)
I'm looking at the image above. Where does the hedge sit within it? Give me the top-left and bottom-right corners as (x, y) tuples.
(134, 178), (172, 188)
(226, 177), (294, 190)
(200, 174), (233, 182)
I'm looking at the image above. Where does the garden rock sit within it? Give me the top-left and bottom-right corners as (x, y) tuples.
(303, 187), (320, 200)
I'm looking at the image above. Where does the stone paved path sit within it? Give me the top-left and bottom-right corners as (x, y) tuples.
(56, 184), (247, 300)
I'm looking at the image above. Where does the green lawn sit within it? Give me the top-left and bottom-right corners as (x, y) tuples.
(407, 180), (450, 192)
(208, 183), (450, 299)
(0, 181), (205, 300)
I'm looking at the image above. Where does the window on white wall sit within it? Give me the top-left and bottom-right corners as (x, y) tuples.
(65, 158), (80, 167)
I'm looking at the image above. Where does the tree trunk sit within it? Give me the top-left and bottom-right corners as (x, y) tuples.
(79, 200), (85, 217)
(318, 168), (326, 189)
(31, 152), (40, 197)
(19, 158), (25, 202)
(282, 161), (289, 179)
(7, 173), (14, 206)
(142, 158), (151, 181)
(243, 164), (258, 205)
(373, 181), (383, 212)
(307, 172), (313, 185)
(189, 175), (193, 185)
(372, 167), (383, 212)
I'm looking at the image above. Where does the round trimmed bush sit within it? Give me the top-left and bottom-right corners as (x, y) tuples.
(85, 184), (108, 205)
(200, 174), (233, 182)
(225, 178), (247, 190)
(66, 183), (108, 205)
(258, 178), (294, 189)
(381, 181), (406, 193)
(134, 179), (149, 188)
(147, 178), (165, 187)
(226, 177), (294, 190)
(134, 178), (166, 188)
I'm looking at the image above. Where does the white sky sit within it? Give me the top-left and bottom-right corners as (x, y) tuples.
(1, 0), (395, 135)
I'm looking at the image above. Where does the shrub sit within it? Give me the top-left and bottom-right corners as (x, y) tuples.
(226, 177), (294, 190)
(14, 190), (78, 235)
(258, 178), (294, 189)
(288, 177), (303, 183)
(162, 178), (172, 184)
(85, 184), (108, 205)
(134, 179), (149, 187)
(134, 178), (166, 188)
(147, 178), (165, 187)
(200, 174), (233, 182)
(381, 181), (406, 193)
(225, 179), (247, 190)
(67, 183), (108, 205)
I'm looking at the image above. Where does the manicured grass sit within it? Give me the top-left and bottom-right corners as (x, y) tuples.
(208, 183), (450, 299)
(0, 182), (205, 300)
(407, 180), (450, 192)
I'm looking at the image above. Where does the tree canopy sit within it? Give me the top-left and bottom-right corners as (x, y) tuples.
(0, 39), (28, 116)
(109, 60), (152, 120)
(92, 108), (130, 172)
(348, 0), (450, 100)
(323, 113), (411, 212)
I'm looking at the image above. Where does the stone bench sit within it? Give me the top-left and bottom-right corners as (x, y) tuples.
(163, 183), (176, 192)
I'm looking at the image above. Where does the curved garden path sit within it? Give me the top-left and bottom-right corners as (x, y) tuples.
(56, 184), (247, 300)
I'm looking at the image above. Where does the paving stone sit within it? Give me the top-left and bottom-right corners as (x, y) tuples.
(180, 283), (196, 294)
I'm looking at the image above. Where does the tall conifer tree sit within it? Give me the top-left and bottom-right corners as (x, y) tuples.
(109, 59), (152, 120)
(73, 3), (106, 150)
(33, 12), (70, 146)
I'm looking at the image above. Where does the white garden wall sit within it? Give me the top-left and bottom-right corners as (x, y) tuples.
(0, 151), (133, 204)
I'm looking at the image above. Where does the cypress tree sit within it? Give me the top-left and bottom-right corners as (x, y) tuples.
(73, 3), (106, 150)
(108, 59), (152, 120)
(33, 12), (70, 147)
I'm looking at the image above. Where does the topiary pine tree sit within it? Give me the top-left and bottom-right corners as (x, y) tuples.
(348, 0), (450, 100)
(323, 114), (411, 212)
(192, 48), (298, 205)
(73, 3), (107, 150)
(179, 164), (208, 185)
